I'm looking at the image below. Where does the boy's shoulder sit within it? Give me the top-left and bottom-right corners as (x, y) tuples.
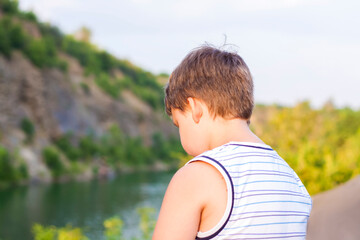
(173, 160), (226, 195)
(153, 160), (228, 239)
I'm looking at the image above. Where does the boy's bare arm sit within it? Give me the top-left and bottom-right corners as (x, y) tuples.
(152, 163), (204, 239)
(153, 162), (227, 240)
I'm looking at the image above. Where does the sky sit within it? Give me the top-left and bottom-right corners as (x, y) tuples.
(19, 0), (360, 109)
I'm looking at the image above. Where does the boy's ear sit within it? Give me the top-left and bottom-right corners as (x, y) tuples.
(187, 97), (203, 124)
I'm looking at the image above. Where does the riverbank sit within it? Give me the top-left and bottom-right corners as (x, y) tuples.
(0, 159), (178, 190)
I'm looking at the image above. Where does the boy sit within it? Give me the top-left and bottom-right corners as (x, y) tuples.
(153, 45), (312, 240)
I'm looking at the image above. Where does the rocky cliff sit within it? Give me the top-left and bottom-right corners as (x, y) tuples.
(0, 49), (176, 181)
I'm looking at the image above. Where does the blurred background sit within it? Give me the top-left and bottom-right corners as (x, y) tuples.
(0, 0), (359, 239)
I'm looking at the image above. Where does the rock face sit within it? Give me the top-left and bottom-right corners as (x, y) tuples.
(0, 51), (176, 142)
(0, 50), (177, 179)
(307, 175), (360, 240)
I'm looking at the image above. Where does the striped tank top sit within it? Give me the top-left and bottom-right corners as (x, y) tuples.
(186, 141), (312, 240)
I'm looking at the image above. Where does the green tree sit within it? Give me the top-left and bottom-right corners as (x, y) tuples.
(254, 101), (360, 194)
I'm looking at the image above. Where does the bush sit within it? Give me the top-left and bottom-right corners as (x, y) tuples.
(62, 36), (102, 74)
(94, 73), (121, 98)
(99, 126), (125, 166)
(151, 132), (185, 164)
(56, 58), (68, 72)
(124, 137), (151, 166)
(38, 23), (64, 48)
(23, 35), (63, 69)
(79, 136), (99, 160)
(137, 207), (156, 240)
(19, 10), (37, 22)
(151, 132), (168, 160)
(32, 224), (88, 240)
(57, 226), (88, 240)
(0, 17), (13, 57)
(0, 17), (66, 71)
(32, 207), (155, 240)
(103, 217), (124, 240)
(18, 162), (28, 179)
(80, 82), (90, 95)
(0, 17), (28, 57)
(9, 23), (27, 50)
(0, 145), (16, 182)
(98, 51), (115, 73)
(0, 146), (29, 183)
(55, 134), (99, 162)
(42, 147), (64, 177)
(130, 86), (163, 109)
(0, 25), (11, 57)
(24, 39), (48, 67)
(54, 135), (80, 162)
(53, 127), (183, 170)
(32, 224), (57, 240)
(20, 117), (35, 143)
(0, 0), (18, 15)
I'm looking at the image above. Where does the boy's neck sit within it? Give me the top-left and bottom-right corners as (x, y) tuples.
(206, 117), (264, 151)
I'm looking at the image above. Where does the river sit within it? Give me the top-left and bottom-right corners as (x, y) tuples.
(0, 170), (174, 240)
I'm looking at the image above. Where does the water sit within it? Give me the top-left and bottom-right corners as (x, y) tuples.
(0, 170), (174, 240)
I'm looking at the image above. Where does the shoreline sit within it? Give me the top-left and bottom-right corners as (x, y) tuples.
(0, 161), (178, 190)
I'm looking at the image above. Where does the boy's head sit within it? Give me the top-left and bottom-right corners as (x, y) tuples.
(165, 45), (254, 121)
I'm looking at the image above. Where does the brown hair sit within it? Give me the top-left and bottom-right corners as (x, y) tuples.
(165, 45), (254, 120)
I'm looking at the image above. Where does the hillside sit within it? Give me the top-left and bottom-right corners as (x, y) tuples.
(0, 0), (182, 184)
(1, 0), (360, 196)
